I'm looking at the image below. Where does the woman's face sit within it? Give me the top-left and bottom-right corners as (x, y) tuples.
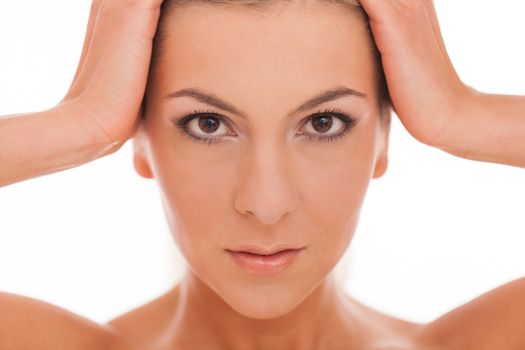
(133, 1), (389, 319)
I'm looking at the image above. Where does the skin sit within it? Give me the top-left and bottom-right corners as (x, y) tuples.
(125, 2), (395, 349)
(358, 0), (525, 168)
(0, 0), (524, 349)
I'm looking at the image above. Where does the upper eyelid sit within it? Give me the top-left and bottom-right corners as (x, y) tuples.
(165, 87), (367, 121)
(187, 112), (237, 134)
(179, 109), (350, 130)
(175, 109), (356, 145)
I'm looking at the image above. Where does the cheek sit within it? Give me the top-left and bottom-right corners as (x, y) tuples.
(146, 134), (237, 275)
(297, 136), (376, 271)
(145, 122), (377, 317)
(146, 114), (378, 260)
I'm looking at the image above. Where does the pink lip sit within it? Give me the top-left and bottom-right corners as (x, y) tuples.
(226, 248), (304, 276)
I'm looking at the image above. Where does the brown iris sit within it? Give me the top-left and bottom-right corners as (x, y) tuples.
(198, 116), (220, 134)
(311, 115), (333, 133)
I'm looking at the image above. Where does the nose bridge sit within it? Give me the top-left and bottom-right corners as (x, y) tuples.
(234, 137), (298, 226)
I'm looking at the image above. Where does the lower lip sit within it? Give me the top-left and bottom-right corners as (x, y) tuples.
(226, 248), (304, 277)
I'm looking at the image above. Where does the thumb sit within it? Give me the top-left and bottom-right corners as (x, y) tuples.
(357, 0), (395, 23)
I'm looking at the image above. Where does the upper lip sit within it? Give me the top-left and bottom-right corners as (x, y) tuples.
(226, 245), (305, 256)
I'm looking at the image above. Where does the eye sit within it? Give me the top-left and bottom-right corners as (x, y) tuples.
(174, 109), (234, 145)
(299, 108), (358, 143)
(173, 108), (358, 145)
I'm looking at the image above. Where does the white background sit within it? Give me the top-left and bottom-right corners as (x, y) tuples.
(0, 0), (524, 324)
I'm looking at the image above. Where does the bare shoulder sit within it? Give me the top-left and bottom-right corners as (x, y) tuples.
(106, 286), (180, 349)
(0, 291), (118, 350)
(73, 277), (525, 350)
(346, 296), (427, 349)
(415, 277), (525, 350)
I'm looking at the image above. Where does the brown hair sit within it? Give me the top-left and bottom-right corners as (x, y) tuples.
(141, 0), (390, 123)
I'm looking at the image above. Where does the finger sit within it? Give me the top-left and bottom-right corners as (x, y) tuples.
(69, 0), (163, 100)
(423, 0), (448, 58)
(356, 0), (378, 20)
(422, 0), (458, 76)
(71, 0), (104, 86)
(66, 0), (107, 100)
(357, 0), (394, 24)
(74, 0), (164, 141)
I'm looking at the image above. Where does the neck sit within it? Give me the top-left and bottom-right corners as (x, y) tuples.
(161, 270), (366, 350)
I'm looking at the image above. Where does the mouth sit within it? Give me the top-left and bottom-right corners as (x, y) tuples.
(225, 247), (305, 277)
(227, 245), (305, 256)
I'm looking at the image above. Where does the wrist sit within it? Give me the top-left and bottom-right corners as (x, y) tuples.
(53, 100), (123, 160)
(430, 82), (478, 151)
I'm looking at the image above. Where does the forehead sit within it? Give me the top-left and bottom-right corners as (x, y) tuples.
(153, 3), (376, 105)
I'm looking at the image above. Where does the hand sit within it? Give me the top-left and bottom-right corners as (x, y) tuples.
(358, 0), (472, 147)
(61, 0), (164, 147)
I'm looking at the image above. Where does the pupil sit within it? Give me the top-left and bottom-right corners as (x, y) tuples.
(312, 115), (332, 133)
(199, 116), (219, 133)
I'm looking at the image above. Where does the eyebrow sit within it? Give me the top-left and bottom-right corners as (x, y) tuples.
(164, 86), (366, 119)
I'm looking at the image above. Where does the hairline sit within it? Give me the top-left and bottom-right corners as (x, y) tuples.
(142, 0), (390, 123)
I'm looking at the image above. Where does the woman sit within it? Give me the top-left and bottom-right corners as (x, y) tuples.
(1, 0), (524, 349)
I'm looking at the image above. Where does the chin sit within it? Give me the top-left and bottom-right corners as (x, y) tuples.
(224, 289), (307, 320)
(209, 274), (323, 320)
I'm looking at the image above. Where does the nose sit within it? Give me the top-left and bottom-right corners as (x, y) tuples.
(233, 142), (299, 226)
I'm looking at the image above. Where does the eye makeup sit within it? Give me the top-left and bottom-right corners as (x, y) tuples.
(172, 107), (358, 146)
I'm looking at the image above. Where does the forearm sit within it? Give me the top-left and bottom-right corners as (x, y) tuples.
(434, 89), (525, 169)
(0, 102), (118, 188)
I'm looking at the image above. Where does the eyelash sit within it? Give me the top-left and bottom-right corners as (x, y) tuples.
(173, 108), (358, 145)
